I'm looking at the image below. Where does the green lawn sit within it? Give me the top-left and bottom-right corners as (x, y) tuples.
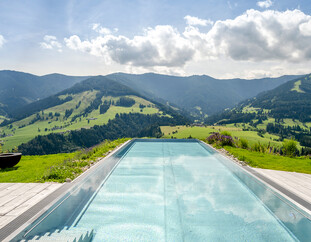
(0, 153), (76, 182)
(0, 138), (129, 183)
(224, 146), (311, 174)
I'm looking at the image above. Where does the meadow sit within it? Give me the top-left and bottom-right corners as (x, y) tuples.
(161, 125), (282, 147)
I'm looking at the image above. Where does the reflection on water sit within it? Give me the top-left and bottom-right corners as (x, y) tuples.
(76, 142), (298, 241)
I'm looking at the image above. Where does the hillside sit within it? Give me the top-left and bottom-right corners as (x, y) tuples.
(0, 70), (301, 121)
(0, 70), (88, 116)
(206, 74), (311, 147)
(245, 74), (311, 122)
(0, 76), (187, 151)
(107, 73), (301, 118)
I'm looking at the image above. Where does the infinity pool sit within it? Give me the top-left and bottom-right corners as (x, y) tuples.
(12, 140), (311, 241)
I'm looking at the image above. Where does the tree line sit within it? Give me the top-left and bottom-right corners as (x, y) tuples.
(18, 112), (188, 155)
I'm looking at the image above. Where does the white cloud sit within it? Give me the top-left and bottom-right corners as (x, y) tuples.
(257, 0), (273, 9)
(208, 9), (311, 62)
(92, 23), (112, 35)
(65, 25), (195, 68)
(40, 35), (62, 52)
(299, 19), (311, 36)
(0, 35), (6, 48)
(184, 15), (213, 26)
(63, 10), (311, 72)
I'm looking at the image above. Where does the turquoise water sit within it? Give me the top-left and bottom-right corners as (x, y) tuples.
(76, 142), (297, 241)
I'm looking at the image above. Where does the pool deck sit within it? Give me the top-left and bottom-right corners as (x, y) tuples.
(252, 168), (311, 209)
(0, 183), (62, 228)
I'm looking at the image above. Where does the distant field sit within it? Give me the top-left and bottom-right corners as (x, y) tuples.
(161, 125), (282, 147)
(291, 80), (305, 93)
(0, 94), (161, 151)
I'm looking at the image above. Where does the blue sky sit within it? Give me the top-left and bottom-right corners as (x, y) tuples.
(0, 0), (311, 78)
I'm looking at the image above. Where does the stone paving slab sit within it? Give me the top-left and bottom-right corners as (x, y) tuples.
(0, 183), (62, 228)
(253, 168), (311, 205)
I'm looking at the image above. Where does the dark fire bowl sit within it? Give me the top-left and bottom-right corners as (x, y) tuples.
(0, 153), (22, 169)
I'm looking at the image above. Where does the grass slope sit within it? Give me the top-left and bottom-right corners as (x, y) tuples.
(0, 93), (160, 151)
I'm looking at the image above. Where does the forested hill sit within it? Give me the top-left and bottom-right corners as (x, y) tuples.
(206, 74), (311, 124)
(0, 74), (189, 152)
(5, 76), (140, 122)
(244, 74), (311, 122)
(0, 70), (88, 116)
(107, 72), (301, 118)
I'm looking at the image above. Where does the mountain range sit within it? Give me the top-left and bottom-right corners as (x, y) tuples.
(0, 70), (88, 116)
(0, 70), (301, 119)
(1, 70), (310, 153)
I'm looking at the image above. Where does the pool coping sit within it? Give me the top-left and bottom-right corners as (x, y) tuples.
(0, 139), (132, 242)
(202, 141), (311, 216)
(1, 138), (311, 240)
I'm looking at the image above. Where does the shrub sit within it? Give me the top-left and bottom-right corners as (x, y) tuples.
(252, 142), (261, 152)
(282, 139), (298, 157)
(207, 132), (221, 144)
(220, 131), (232, 137)
(220, 135), (234, 146)
(251, 142), (266, 153)
(206, 132), (234, 147)
(239, 138), (249, 149)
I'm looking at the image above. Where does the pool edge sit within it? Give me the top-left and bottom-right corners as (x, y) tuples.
(0, 139), (133, 242)
(200, 140), (311, 217)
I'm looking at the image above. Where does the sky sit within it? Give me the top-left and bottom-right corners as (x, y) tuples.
(0, 0), (311, 78)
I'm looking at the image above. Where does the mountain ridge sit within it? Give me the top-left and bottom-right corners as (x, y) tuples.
(0, 70), (89, 116)
(0, 70), (304, 120)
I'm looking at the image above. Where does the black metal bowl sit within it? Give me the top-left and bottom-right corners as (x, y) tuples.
(0, 153), (22, 169)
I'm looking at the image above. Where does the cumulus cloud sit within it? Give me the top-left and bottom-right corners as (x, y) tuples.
(299, 19), (311, 36)
(63, 9), (311, 70)
(92, 23), (112, 35)
(208, 9), (311, 62)
(257, 0), (273, 9)
(184, 15), (213, 26)
(40, 35), (62, 52)
(0, 35), (5, 48)
(65, 25), (195, 67)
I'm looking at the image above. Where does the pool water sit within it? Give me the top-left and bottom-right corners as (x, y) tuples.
(74, 141), (298, 241)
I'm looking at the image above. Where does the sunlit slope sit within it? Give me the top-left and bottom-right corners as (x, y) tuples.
(0, 76), (171, 150)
